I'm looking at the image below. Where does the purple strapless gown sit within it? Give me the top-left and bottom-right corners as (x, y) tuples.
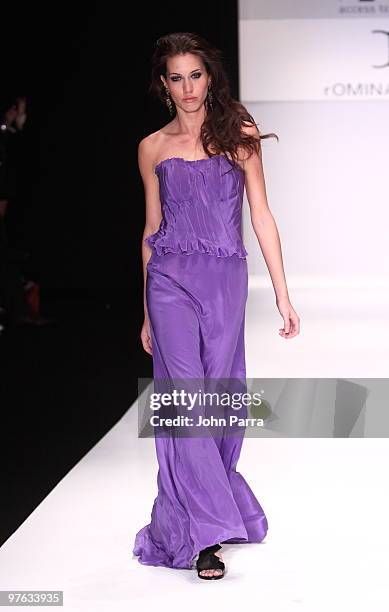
(133, 154), (268, 569)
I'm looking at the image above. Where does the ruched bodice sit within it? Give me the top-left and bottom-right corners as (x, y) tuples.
(144, 154), (248, 259)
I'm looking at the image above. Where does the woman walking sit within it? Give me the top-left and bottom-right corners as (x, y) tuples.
(133, 32), (300, 580)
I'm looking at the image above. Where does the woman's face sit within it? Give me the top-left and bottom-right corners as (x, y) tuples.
(161, 53), (211, 113)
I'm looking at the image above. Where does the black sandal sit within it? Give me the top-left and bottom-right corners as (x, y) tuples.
(196, 543), (225, 580)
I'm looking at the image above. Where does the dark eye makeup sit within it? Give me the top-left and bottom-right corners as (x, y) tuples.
(171, 72), (202, 82)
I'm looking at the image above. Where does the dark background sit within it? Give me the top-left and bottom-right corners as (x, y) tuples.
(0, 1), (240, 545)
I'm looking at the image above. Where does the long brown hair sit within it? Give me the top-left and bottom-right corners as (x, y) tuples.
(149, 32), (279, 164)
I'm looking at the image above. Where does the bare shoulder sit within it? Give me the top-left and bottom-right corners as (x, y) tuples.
(241, 120), (261, 139)
(138, 120), (176, 173)
(238, 120), (262, 173)
(138, 131), (161, 173)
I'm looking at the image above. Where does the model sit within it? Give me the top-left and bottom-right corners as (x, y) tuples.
(133, 31), (300, 580)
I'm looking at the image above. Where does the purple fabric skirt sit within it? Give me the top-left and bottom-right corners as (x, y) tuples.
(133, 251), (268, 569)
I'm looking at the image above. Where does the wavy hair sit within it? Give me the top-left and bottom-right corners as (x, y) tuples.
(149, 32), (278, 165)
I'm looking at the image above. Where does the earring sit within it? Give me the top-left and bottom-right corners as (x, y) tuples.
(165, 88), (175, 116)
(207, 85), (213, 111)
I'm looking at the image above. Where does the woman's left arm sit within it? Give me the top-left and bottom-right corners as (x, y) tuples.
(241, 124), (300, 339)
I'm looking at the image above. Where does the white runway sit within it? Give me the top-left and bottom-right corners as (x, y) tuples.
(1, 285), (389, 611)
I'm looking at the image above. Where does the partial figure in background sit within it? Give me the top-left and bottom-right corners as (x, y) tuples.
(0, 95), (47, 328)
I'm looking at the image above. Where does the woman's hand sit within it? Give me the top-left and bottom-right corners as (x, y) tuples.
(276, 297), (300, 339)
(141, 316), (153, 354)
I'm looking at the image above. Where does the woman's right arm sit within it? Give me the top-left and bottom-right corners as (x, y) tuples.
(138, 136), (162, 327)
